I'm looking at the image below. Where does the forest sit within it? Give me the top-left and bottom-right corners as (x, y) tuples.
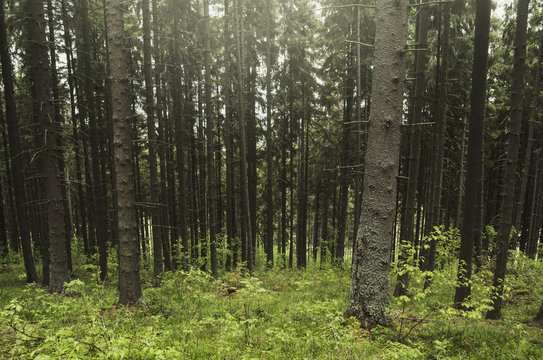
(0, 0), (543, 358)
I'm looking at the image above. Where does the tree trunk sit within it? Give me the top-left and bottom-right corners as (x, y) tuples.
(47, 0), (72, 271)
(455, 0), (491, 308)
(80, 0), (108, 280)
(424, 3), (450, 283)
(62, 0), (89, 258)
(172, 0), (188, 269)
(142, 0), (164, 279)
(296, 76), (307, 269)
(223, 0), (236, 271)
(350, 2), (364, 264)
(526, 153), (541, 258)
(265, 1), (274, 267)
(235, 0), (253, 273)
(152, 0), (170, 269)
(394, 0), (429, 296)
(203, 0), (218, 278)
(0, 0), (39, 283)
(345, 0), (408, 329)
(336, 44), (354, 264)
(515, 33), (543, 233)
(27, 0), (69, 292)
(486, 0), (529, 320)
(0, 172), (7, 259)
(105, 0), (142, 305)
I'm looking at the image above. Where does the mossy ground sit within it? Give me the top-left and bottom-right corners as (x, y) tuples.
(0, 251), (542, 359)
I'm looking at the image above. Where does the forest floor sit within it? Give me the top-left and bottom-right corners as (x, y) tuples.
(0, 252), (542, 359)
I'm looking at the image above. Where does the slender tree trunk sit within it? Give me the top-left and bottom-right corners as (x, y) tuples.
(296, 76), (307, 269)
(0, 173), (7, 259)
(81, 0), (108, 280)
(1, 129), (19, 253)
(514, 33), (543, 231)
(265, 2), (274, 267)
(172, 0), (187, 269)
(203, 0), (218, 278)
(455, 116), (467, 229)
(345, 0), (408, 329)
(424, 3), (450, 283)
(280, 74), (288, 265)
(143, 0), (164, 279)
(235, 0), (253, 273)
(526, 153), (541, 258)
(336, 44), (354, 264)
(0, 0), (38, 283)
(105, 0), (142, 306)
(394, 0), (429, 296)
(223, 0), (236, 271)
(350, 2), (363, 263)
(486, 0), (529, 319)
(153, 0), (170, 268)
(313, 179), (321, 260)
(321, 168), (331, 264)
(62, 0), (89, 258)
(455, 0), (491, 308)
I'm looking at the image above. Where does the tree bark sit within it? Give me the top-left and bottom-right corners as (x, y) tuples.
(395, 0), (429, 296)
(455, 0), (491, 307)
(0, 0), (39, 283)
(143, 0), (165, 279)
(345, 0), (408, 329)
(265, 1), (274, 267)
(235, 0), (253, 273)
(27, 0), (69, 292)
(105, 0), (142, 305)
(486, 0), (529, 319)
(172, 0), (188, 269)
(203, 0), (218, 278)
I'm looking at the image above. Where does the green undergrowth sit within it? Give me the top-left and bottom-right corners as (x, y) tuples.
(0, 252), (542, 359)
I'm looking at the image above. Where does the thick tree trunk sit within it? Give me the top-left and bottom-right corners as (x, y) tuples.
(27, 0), (69, 292)
(455, 0), (491, 307)
(105, 0), (142, 305)
(345, 0), (408, 329)
(47, 0), (72, 271)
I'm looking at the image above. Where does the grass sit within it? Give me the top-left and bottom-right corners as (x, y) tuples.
(0, 251), (542, 359)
